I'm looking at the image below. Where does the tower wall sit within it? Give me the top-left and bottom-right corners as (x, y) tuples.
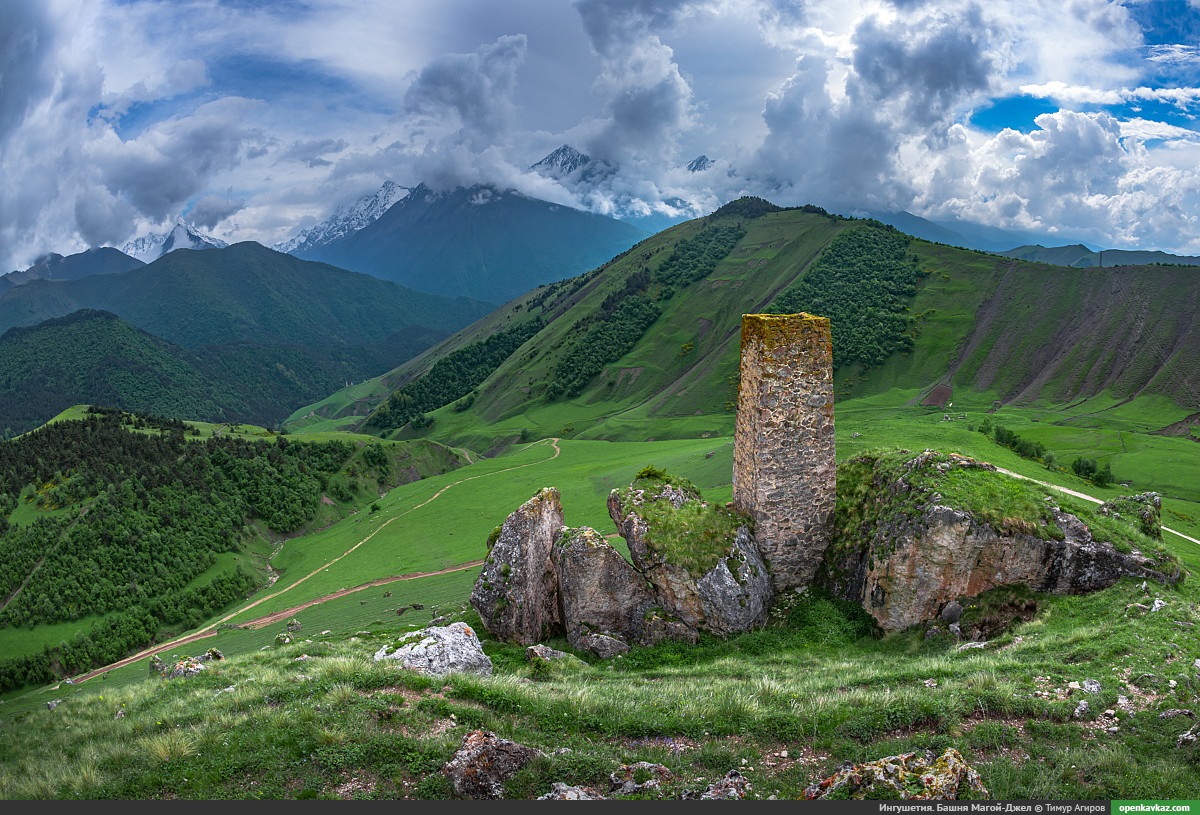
(732, 313), (836, 592)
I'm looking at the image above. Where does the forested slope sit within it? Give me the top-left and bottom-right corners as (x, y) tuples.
(0, 408), (468, 691)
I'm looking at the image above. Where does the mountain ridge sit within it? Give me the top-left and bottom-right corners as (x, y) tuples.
(0, 247), (144, 297)
(284, 199), (1200, 453)
(274, 181), (411, 255)
(295, 183), (649, 304)
(0, 243), (496, 431)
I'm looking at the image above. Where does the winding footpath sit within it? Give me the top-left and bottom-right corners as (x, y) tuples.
(995, 466), (1200, 547)
(64, 438), (562, 686)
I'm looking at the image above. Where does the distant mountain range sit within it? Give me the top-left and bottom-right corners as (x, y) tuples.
(289, 198), (1200, 448)
(997, 244), (1200, 268)
(1, 247), (144, 297)
(855, 209), (1107, 254)
(291, 182), (649, 304)
(859, 209), (1200, 267)
(0, 242), (494, 433)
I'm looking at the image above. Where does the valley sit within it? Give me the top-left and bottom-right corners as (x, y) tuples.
(0, 197), (1198, 801)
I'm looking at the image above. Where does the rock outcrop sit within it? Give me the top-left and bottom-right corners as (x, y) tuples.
(472, 471), (772, 657)
(819, 450), (1181, 632)
(373, 622), (493, 677)
(607, 473), (772, 636)
(151, 648), (224, 679)
(1098, 492), (1162, 539)
(470, 487), (564, 645)
(442, 730), (541, 799)
(549, 525), (656, 653)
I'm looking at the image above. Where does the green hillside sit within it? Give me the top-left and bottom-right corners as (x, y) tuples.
(0, 310), (235, 437)
(0, 309), (472, 436)
(0, 242), (493, 349)
(285, 199), (1199, 459)
(0, 406), (472, 688)
(1, 416), (1197, 800)
(0, 244), (497, 431)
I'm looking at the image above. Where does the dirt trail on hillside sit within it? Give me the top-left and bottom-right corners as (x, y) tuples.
(63, 438), (562, 687)
(995, 467), (1200, 546)
(67, 561), (485, 684)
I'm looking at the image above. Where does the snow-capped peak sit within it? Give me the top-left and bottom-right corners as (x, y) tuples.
(120, 221), (228, 263)
(274, 180), (411, 255)
(531, 144), (591, 178)
(686, 155), (714, 173)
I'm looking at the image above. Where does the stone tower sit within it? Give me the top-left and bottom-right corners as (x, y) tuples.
(732, 313), (836, 592)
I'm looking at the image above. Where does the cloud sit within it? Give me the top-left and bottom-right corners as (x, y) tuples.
(849, 4), (998, 130)
(73, 187), (137, 250)
(403, 33), (528, 150)
(5, 0), (1200, 270)
(1021, 80), (1200, 109)
(915, 109), (1200, 252)
(0, 1), (58, 141)
(392, 33), (543, 194)
(87, 97), (267, 225)
(278, 138), (350, 167)
(187, 191), (247, 230)
(738, 3), (1002, 212)
(575, 0), (704, 167)
(1147, 43), (1200, 66)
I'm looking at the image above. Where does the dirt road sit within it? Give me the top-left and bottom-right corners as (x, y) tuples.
(995, 467), (1200, 546)
(68, 561), (484, 684)
(64, 438), (563, 687)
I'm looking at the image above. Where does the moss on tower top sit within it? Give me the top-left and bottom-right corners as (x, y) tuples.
(740, 312), (832, 357)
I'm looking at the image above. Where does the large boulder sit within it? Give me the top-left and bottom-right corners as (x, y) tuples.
(550, 525), (657, 652)
(471, 487), (564, 645)
(819, 450), (1181, 632)
(696, 526), (774, 636)
(607, 472), (772, 636)
(373, 622), (492, 677)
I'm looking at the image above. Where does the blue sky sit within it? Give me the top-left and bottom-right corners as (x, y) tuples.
(2, 0), (1199, 271)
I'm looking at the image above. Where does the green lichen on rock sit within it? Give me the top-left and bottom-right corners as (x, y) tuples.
(828, 448), (1179, 574)
(1098, 493), (1162, 540)
(618, 466), (751, 576)
(740, 312), (832, 359)
(804, 748), (989, 800)
(835, 449), (1163, 551)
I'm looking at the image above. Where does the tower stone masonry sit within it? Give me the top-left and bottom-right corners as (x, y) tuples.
(732, 313), (836, 592)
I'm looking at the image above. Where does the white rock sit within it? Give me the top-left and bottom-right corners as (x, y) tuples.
(374, 621), (493, 677)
